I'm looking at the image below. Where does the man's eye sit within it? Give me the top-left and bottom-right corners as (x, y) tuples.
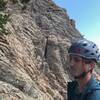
(74, 57), (81, 62)
(68, 55), (82, 62)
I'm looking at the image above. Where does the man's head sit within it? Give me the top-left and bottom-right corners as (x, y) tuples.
(68, 38), (100, 79)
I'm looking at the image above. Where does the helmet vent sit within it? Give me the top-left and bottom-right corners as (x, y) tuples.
(82, 43), (87, 46)
(91, 53), (94, 55)
(98, 55), (100, 60)
(92, 44), (96, 48)
(84, 50), (89, 53)
(96, 51), (98, 53)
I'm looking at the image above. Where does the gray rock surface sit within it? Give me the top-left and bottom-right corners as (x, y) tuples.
(0, 0), (83, 99)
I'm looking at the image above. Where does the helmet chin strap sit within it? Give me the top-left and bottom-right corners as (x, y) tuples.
(74, 70), (90, 79)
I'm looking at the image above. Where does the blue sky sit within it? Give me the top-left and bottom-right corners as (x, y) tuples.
(52, 0), (100, 48)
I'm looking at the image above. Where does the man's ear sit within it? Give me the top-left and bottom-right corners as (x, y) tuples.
(90, 62), (95, 68)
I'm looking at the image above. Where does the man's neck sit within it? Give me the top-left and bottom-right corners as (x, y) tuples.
(77, 73), (92, 93)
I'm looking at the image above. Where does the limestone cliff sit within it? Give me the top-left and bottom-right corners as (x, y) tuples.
(0, 0), (81, 99)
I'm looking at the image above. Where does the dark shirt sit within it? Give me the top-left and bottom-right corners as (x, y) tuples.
(67, 76), (100, 100)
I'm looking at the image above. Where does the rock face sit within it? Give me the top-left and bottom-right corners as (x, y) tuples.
(0, 0), (81, 99)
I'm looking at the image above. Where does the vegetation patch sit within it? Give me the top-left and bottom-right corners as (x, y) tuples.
(20, 0), (30, 3)
(0, 0), (10, 36)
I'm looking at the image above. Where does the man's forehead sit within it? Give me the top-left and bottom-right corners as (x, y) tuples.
(69, 54), (82, 58)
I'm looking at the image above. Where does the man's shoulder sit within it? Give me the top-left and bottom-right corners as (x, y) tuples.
(87, 78), (100, 92)
(84, 78), (100, 100)
(85, 86), (100, 100)
(77, 78), (100, 100)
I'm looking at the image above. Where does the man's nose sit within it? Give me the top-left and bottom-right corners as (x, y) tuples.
(69, 58), (75, 66)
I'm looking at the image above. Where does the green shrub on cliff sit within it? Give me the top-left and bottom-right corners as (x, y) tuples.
(0, 0), (9, 35)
